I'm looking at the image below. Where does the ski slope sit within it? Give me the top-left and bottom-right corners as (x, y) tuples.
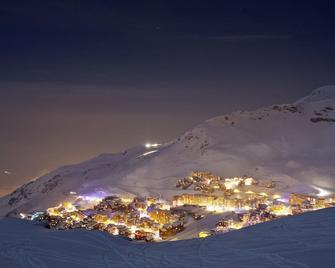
(0, 207), (335, 267)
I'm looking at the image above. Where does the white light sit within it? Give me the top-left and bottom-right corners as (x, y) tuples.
(259, 192), (268, 197)
(244, 177), (254, 186)
(152, 231), (162, 241)
(78, 196), (102, 202)
(4, 170), (11, 175)
(271, 206), (292, 216)
(277, 198), (289, 203)
(145, 143), (161, 149)
(130, 225), (137, 233)
(137, 150), (158, 158)
(139, 211), (149, 218)
(206, 205), (224, 213)
(313, 186), (331, 197)
(224, 177), (242, 189)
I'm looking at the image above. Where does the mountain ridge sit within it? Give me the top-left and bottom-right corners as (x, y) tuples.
(1, 86), (335, 217)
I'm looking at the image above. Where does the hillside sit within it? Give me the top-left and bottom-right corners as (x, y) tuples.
(1, 207), (335, 267)
(1, 85), (335, 217)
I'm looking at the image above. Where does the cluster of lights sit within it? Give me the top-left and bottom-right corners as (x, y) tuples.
(36, 194), (182, 241)
(20, 171), (335, 242)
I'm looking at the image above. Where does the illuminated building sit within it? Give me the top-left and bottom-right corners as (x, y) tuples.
(198, 231), (211, 238)
(26, 171), (335, 242)
(149, 209), (176, 225)
(269, 204), (292, 216)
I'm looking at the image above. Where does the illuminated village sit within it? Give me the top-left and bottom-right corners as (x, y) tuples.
(21, 171), (335, 242)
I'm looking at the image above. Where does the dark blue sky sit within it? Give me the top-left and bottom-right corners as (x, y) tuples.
(1, 0), (335, 195)
(1, 0), (335, 87)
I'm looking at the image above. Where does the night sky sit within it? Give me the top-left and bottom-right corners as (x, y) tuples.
(1, 0), (335, 196)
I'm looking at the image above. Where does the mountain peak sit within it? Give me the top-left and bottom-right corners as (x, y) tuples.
(296, 85), (335, 104)
(1, 85), (335, 218)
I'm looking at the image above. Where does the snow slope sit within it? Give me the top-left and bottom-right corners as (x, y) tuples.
(1, 207), (335, 267)
(1, 86), (335, 216)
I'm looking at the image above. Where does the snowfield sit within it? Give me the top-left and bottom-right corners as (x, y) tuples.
(0, 86), (335, 267)
(1, 207), (335, 267)
(1, 86), (335, 216)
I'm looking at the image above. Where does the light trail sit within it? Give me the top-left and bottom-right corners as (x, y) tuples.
(137, 150), (158, 158)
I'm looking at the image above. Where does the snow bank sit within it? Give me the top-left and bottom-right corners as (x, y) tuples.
(0, 208), (335, 267)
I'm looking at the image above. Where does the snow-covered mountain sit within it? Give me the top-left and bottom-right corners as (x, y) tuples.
(1, 206), (335, 267)
(1, 86), (335, 217)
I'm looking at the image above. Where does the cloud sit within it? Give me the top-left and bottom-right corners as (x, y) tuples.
(178, 34), (290, 42)
(205, 34), (290, 41)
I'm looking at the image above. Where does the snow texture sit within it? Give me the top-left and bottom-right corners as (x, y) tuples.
(1, 86), (335, 217)
(0, 207), (335, 267)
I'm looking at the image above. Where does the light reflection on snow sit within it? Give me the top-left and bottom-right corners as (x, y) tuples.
(137, 150), (158, 158)
(313, 186), (331, 197)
